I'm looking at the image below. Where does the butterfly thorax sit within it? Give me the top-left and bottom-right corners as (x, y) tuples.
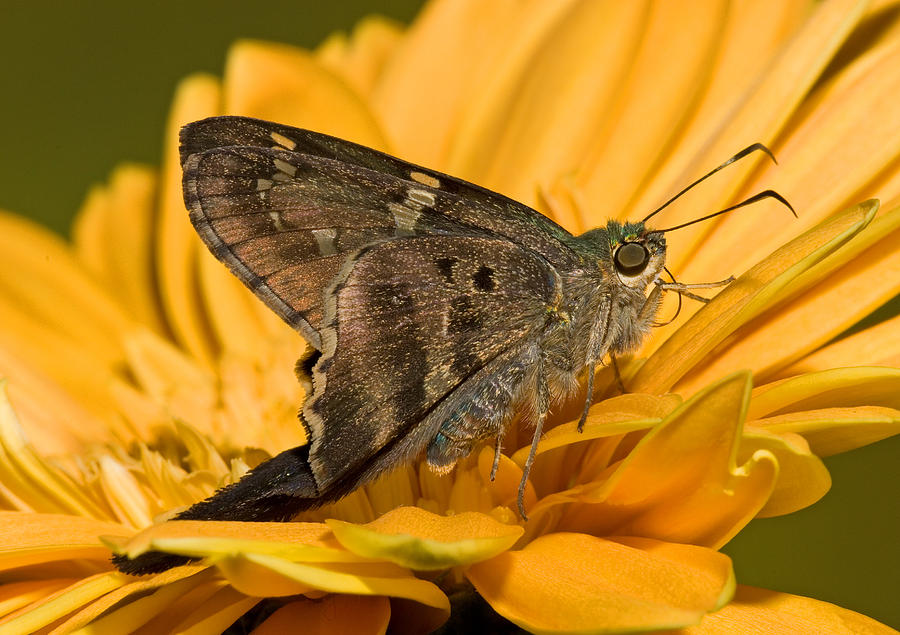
(546, 221), (667, 387)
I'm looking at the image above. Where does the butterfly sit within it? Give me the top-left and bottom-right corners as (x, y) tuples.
(113, 116), (792, 574)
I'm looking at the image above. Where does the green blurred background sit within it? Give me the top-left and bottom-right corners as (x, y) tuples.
(0, 1), (897, 628)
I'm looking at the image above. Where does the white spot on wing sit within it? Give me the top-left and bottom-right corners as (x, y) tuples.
(408, 188), (436, 207)
(270, 131), (297, 150)
(268, 211), (286, 231)
(389, 202), (419, 237)
(273, 159), (297, 178)
(410, 171), (440, 188)
(312, 228), (337, 255)
(256, 178), (273, 191)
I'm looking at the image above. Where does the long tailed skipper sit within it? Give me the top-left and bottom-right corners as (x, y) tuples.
(114, 116), (792, 574)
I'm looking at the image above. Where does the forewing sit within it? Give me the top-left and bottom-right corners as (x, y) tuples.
(181, 116), (579, 267)
(183, 145), (467, 348)
(302, 235), (561, 490)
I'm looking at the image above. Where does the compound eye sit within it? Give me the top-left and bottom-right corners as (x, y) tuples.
(614, 242), (650, 277)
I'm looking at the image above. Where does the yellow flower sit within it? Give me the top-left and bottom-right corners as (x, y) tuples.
(1, 1), (899, 633)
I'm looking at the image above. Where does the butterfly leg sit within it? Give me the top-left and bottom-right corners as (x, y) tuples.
(610, 355), (626, 393)
(518, 365), (550, 520)
(575, 364), (595, 433)
(490, 432), (505, 481)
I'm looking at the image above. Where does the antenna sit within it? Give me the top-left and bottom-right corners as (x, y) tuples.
(654, 190), (796, 233)
(642, 143), (778, 224)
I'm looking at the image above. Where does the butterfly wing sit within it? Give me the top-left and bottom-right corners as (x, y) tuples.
(182, 116), (579, 267)
(183, 144), (468, 348)
(302, 233), (562, 496)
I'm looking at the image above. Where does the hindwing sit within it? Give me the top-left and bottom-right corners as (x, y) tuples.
(302, 234), (562, 491)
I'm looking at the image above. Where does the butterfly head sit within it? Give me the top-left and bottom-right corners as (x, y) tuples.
(582, 220), (667, 290)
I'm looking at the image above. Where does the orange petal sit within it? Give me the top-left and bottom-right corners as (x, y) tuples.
(48, 566), (209, 633)
(575, 0), (728, 226)
(452, 1), (651, 206)
(72, 164), (166, 334)
(195, 242), (282, 358)
(643, 0), (869, 273)
(675, 205), (900, 388)
(749, 405), (900, 457)
(0, 211), (132, 365)
(748, 367), (900, 418)
(316, 16), (404, 98)
(0, 337), (115, 453)
(676, 585), (899, 634)
(157, 74), (222, 368)
(0, 512), (125, 572)
(121, 329), (217, 433)
(555, 372), (777, 549)
(718, 41), (900, 277)
(633, 200), (877, 393)
(467, 533), (734, 634)
(781, 313), (900, 375)
(254, 594), (390, 635)
(326, 506), (523, 570)
(106, 519), (362, 563)
(159, 584), (258, 634)
(0, 387), (113, 520)
(624, 0), (809, 221)
(378, 0), (579, 171)
(475, 448), (537, 516)
(0, 572), (123, 634)
(0, 579), (74, 620)
(224, 40), (387, 150)
(225, 552), (449, 615)
(738, 429), (830, 517)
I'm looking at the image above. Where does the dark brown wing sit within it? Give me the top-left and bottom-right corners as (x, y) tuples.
(302, 234), (561, 491)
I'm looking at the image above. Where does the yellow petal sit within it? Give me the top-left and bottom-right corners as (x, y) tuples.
(749, 406), (900, 457)
(226, 552), (449, 614)
(782, 313), (900, 374)
(72, 164), (166, 333)
(748, 367), (900, 418)
(738, 429), (831, 517)
(575, 0), (728, 227)
(633, 200), (877, 393)
(49, 566), (209, 633)
(253, 595), (391, 635)
(556, 372), (777, 549)
(676, 585), (899, 634)
(379, 0), (579, 171)
(0, 572), (123, 634)
(316, 16), (404, 98)
(224, 40), (387, 150)
(0, 211), (132, 365)
(157, 74), (222, 368)
(624, 0), (809, 221)
(107, 519), (366, 564)
(686, 42), (900, 282)
(326, 507), (523, 570)
(467, 533), (734, 634)
(675, 205), (900, 388)
(642, 0), (869, 273)
(0, 512), (125, 571)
